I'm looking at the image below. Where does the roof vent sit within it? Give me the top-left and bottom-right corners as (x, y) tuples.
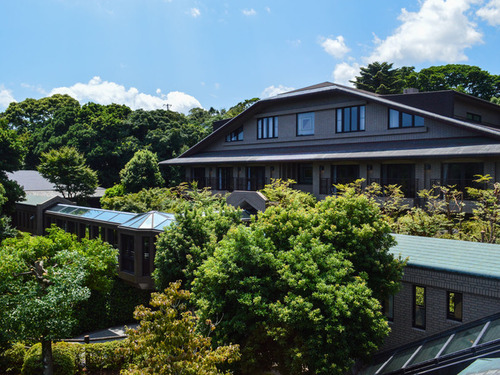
(403, 88), (419, 94)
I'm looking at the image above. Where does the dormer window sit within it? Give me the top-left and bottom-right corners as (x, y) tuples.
(466, 112), (482, 123)
(389, 109), (424, 128)
(225, 127), (243, 142)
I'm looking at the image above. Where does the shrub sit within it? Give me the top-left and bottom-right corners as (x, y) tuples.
(22, 342), (77, 375)
(0, 342), (27, 374)
(79, 341), (126, 373)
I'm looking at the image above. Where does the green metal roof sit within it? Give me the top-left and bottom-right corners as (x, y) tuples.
(389, 234), (500, 280)
(20, 194), (61, 206)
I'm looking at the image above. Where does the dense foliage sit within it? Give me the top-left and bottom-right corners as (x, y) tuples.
(119, 149), (164, 193)
(0, 95), (258, 188)
(151, 181), (404, 374)
(37, 146), (98, 201)
(0, 227), (118, 374)
(120, 281), (240, 375)
(353, 62), (500, 100)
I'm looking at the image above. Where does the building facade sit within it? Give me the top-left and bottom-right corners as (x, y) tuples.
(162, 83), (500, 207)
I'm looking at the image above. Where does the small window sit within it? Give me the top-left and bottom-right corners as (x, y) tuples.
(383, 294), (394, 321)
(225, 127), (243, 142)
(298, 164), (313, 185)
(413, 285), (426, 329)
(447, 292), (463, 321)
(466, 112), (482, 123)
(389, 109), (425, 128)
(257, 116), (278, 139)
(336, 105), (366, 133)
(297, 112), (315, 136)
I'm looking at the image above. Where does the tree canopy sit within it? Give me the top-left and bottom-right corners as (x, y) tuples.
(37, 146), (98, 201)
(120, 149), (165, 193)
(353, 62), (500, 100)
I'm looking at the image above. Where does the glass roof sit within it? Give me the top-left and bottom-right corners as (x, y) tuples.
(45, 204), (174, 231)
(365, 313), (500, 375)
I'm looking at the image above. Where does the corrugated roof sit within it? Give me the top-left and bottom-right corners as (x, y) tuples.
(390, 234), (500, 280)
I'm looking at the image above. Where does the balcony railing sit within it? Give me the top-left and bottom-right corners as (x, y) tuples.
(369, 178), (419, 198)
(188, 177), (268, 192)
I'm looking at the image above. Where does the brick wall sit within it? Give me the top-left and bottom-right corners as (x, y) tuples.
(382, 266), (500, 350)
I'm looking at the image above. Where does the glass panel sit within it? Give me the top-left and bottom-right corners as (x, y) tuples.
(47, 205), (66, 212)
(263, 118), (268, 138)
(441, 324), (485, 356)
(344, 107), (351, 132)
(407, 335), (451, 365)
(139, 215), (154, 229)
(389, 109), (400, 128)
(80, 209), (104, 219)
(237, 128), (243, 141)
(414, 115), (424, 127)
(93, 211), (120, 221)
(274, 117), (278, 138)
(402, 112), (413, 127)
(112, 213), (137, 224)
(381, 347), (418, 373)
(257, 119), (262, 139)
(61, 206), (78, 214)
(71, 208), (89, 216)
(154, 219), (175, 231)
(298, 113), (314, 135)
(479, 317), (500, 344)
(351, 106), (358, 131)
(336, 109), (342, 133)
(360, 106), (366, 130)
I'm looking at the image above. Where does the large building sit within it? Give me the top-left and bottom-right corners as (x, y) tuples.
(162, 83), (500, 207)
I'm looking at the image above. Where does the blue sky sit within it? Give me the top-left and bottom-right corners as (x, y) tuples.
(1, 0), (499, 113)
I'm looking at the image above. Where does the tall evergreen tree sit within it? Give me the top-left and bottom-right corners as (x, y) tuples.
(351, 62), (404, 94)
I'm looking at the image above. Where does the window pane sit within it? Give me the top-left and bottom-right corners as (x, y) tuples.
(414, 115), (424, 127)
(351, 107), (358, 131)
(479, 317), (500, 344)
(414, 286), (426, 328)
(237, 128), (243, 141)
(447, 292), (463, 321)
(257, 119), (262, 139)
(298, 113), (314, 135)
(441, 324), (485, 355)
(263, 118), (268, 138)
(344, 108), (351, 132)
(402, 112), (413, 127)
(360, 106), (365, 130)
(274, 117), (278, 138)
(408, 335), (451, 366)
(336, 109), (342, 132)
(389, 109), (400, 128)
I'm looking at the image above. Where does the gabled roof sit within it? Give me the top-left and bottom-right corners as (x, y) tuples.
(165, 83), (500, 162)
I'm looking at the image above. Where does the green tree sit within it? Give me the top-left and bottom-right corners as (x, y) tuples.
(0, 227), (117, 374)
(351, 62), (404, 94)
(225, 98), (260, 118)
(191, 186), (404, 374)
(121, 281), (240, 375)
(0, 118), (26, 214)
(0, 183), (17, 242)
(120, 149), (165, 193)
(38, 146), (98, 201)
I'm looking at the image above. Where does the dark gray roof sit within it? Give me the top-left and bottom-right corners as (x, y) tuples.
(7, 170), (56, 191)
(162, 143), (500, 165)
(166, 83), (500, 163)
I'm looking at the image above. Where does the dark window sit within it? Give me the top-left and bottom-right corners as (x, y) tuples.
(332, 165), (359, 185)
(217, 167), (233, 190)
(389, 109), (424, 128)
(381, 164), (416, 197)
(383, 295), (394, 321)
(413, 285), (426, 329)
(336, 105), (365, 133)
(297, 112), (315, 136)
(225, 127), (243, 142)
(121, 234), (135, 274)
(447, 292), (463, 321)
(246, 166), (266, 190)
(142, 236), (151, 277)
(467, 112), (482, 123)
(192, 167), (206, 188)
(298, 164), (313, 185)
(442, 162), (484, 192)
(257, 116), (278, 139)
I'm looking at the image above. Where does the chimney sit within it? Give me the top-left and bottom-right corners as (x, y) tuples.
(403, 88), (419, 94)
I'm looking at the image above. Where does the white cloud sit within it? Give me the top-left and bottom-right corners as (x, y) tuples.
(477, 0), (500, 26)
(332, 62), (360, 86)
(265, 6), (271, 13)
(0, 86), (16, 109)
(261, 85), (295, 98)
(367, 0), (483, 64)
(242, 8), (257, 16)
(320, 36), (350, 59)
(189, 7), (201, 17)
(49, 76), (202, 114)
